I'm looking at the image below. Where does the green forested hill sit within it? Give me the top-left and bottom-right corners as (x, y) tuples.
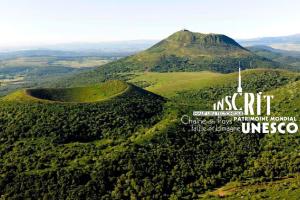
(201, 79), (300, 199)
(1, 69), (299, 199)
(52, 30), (281, 88)
(120, 30), (274, 72)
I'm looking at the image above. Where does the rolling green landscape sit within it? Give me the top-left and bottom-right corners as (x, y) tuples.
(0, 51), (122, 96)
(0, 30), (300, 199)
(247, 46), (300, 70)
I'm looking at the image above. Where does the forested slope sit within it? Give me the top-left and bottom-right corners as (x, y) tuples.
(0, 70), (299, 199)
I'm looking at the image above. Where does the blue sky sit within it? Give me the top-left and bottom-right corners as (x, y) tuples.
(0, 0), (299, 47)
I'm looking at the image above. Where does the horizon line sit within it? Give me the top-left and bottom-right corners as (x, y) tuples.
(0, 32), (299, 50)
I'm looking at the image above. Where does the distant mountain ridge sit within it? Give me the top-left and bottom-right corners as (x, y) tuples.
(248, 45), (300, 70)
(0, 49), (134, 59)
(239, 34), (300, 51)
(239, 34), (300, 45)
(0, 40), (158, 54)
(248, 45), (300, 57)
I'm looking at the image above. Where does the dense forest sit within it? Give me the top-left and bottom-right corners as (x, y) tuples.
(0, 70), (299, 199)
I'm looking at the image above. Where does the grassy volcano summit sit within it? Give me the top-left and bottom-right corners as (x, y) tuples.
(149, 29), (247, 55)
(55, 30), (280, 87)
(3, 80), (128, 103)
(117, 30), (277, 72)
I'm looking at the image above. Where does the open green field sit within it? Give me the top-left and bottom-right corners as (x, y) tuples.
(202, 174), (300, 199)
(129, 71), (224, 97)
(0, 56), (110, 68)
(53, 58), (110, 68)
(129, 69), (299, 97)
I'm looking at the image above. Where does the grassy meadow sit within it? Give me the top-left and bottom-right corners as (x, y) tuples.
(129, 71), (224, 97)
(129, 68), (299, 97)
(202, 173), (300, 199)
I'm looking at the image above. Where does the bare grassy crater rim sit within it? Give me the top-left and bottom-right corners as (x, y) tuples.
(24, 80), (128, 103)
